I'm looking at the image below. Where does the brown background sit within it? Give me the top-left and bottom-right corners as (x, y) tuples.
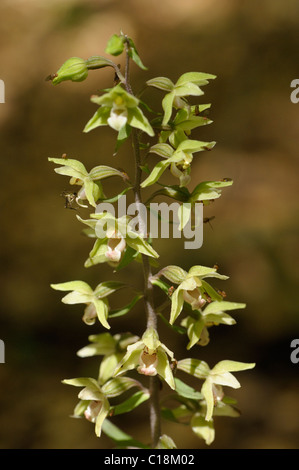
(0, 0), (299, 449)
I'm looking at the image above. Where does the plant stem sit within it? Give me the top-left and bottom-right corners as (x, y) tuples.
(124, 38), (161, 447)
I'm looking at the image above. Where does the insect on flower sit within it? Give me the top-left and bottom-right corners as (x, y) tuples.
(60, 190), (78, 210)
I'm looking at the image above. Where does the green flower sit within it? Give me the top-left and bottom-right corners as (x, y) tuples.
(63, 376), (148, 437)
(48, 157), (125, 208)
(181, 301), (246, 349)
(84, 84), (154, 136)
(146, 72), (216, 126)
(141, 139), (215, 188)
(114, 328), (176, 390)
(77, 332), (140, 384)
(153, 264), (229, 325)
(77, 212), (159, 268)
(50, 280), (126, 329)
(198, 360), (255, 421)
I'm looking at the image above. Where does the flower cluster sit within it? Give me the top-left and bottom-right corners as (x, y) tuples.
(48, 32), (254, 448)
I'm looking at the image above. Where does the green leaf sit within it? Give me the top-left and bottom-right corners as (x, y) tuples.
(105, 34), (125, 56)
(146, 76), (174, 92)
(101, 420), (149, 448)
(174, 378), (203, 400)
(112, 390), (150, 415)
(102, 377), (142, 398)
(94, 281), (126, 299)
(109, 294), (143, 318)
(127, 37), (148, 70)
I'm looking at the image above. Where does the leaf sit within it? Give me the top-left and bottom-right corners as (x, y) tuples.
(112, 390), (150, 415)
(105, 34), (125, 56)
(109, 294), (143, 318)
(101, 420), (149, 448)
(94, 281), (126, 299)
(146, 77), (174, 92)
(174, 378), (203, 400)
(102, 377), (142, 398)
(127, 37), (148, 70)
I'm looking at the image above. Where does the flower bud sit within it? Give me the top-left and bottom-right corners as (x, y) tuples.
(52, 57), (88, 85)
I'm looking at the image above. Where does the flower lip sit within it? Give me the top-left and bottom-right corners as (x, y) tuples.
(84, 400), (102, 423)
(137, 347), (158, 376)
(183, 288), (206, 310)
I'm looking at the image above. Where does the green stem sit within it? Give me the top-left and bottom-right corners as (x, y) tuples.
(124, 39), (161, 447)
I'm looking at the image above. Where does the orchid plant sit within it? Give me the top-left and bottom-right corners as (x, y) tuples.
(48, 32), (254, 449)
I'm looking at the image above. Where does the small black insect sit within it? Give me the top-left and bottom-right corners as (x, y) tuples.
(60, 190), (78, 210)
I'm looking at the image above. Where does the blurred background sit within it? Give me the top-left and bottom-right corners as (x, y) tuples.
(0, 0), (299, 449)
